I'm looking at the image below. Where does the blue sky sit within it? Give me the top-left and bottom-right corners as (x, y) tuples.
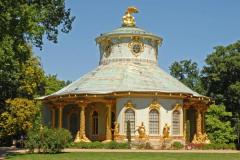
(34, 0), (240, 81)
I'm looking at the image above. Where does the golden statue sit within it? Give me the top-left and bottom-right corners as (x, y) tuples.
(192, 132), (211, 144)
(122, 6), (139, 27)
(113, 121), (119, 136)
(137, 122), (146, 139)
(162, 123), (170, 139)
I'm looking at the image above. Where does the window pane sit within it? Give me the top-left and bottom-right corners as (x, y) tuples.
(172, 110), (180, 135)
(149, 109), (159, 134)
(124, 109), (135, 134)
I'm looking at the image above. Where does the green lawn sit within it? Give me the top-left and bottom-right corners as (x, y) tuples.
(6, 152), (240, 160)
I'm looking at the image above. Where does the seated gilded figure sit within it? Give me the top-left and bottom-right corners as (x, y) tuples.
(137, 122), (146, 139)
(162, 123), (170, 139)
(113, 121), (119, 135)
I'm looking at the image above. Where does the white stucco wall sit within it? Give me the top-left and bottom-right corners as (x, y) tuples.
(116, 97), (183, 137)
(100, 38), (158, 64)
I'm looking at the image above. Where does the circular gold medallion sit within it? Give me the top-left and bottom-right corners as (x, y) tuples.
(128, 41), (144, 57)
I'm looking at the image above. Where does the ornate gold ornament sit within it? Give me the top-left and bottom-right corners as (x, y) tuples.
(122, 6), (138, 27)
(172, 103), (182, 111)
(128, 37), (144, 57)
(149, 99), (160, 110)
(192, 132), (211, 144)
(124, 100), (135, 109)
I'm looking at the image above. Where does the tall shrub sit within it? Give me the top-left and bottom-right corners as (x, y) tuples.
(206, 104), (236, 144)
(25, 127), (72, 153)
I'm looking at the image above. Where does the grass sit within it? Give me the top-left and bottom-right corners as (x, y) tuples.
(6, 152), (240, 160)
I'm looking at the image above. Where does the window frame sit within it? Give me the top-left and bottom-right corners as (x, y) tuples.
(149, 109), (160, 135)
(172, 109), (181, 136)
(124, 108), (135, 134)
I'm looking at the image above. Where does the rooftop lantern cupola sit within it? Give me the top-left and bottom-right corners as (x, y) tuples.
(96, 7), (163, 65)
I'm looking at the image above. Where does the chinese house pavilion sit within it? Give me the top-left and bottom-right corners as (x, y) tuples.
(41, 7), (211, 146)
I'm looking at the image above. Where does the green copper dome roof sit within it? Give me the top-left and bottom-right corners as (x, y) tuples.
(46, 61), (201, 98)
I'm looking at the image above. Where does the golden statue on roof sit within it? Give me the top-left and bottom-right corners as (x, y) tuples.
(122, 6), (139, 27)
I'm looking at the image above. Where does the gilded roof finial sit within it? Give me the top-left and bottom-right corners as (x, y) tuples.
(122, 6), (139, 27)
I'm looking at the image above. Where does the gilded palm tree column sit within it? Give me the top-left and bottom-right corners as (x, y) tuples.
(51, 107), (56, 128)
(183, 108), (187, 139)
(202, 109), (207, 133)
(105, 103), (112, 141)
(74, 103), (90, 142)
(196, 108), (202, 137)
(58, 105), (63, 128)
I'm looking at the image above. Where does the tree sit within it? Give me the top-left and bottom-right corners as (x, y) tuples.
(0, 0), (75, 49)
(202, 41), (240, 114)
(205, 104), (236, 144)
(0, 43), (45, 110)
(44, 74), (71, 95)
(0, 98), (40, 139)
(169, 60), (205, 94)
(0, 0), (75, 111)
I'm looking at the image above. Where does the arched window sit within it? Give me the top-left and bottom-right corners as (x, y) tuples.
(92, 111), (98, 135)
(124, 109), (135, 134)
(172, 110), (180, 135)
(149, 109), (159, 134)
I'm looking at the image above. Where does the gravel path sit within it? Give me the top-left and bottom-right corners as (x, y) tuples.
(0, 147), (17, 160)
(5, 148), (240, 154)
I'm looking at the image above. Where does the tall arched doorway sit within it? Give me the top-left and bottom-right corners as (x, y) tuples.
(92, 111), (99, 139)
(68, 113), (78, 136)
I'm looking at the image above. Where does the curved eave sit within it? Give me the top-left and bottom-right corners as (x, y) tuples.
(95, 33), (162, 44)
(40, 91), (211, 103)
